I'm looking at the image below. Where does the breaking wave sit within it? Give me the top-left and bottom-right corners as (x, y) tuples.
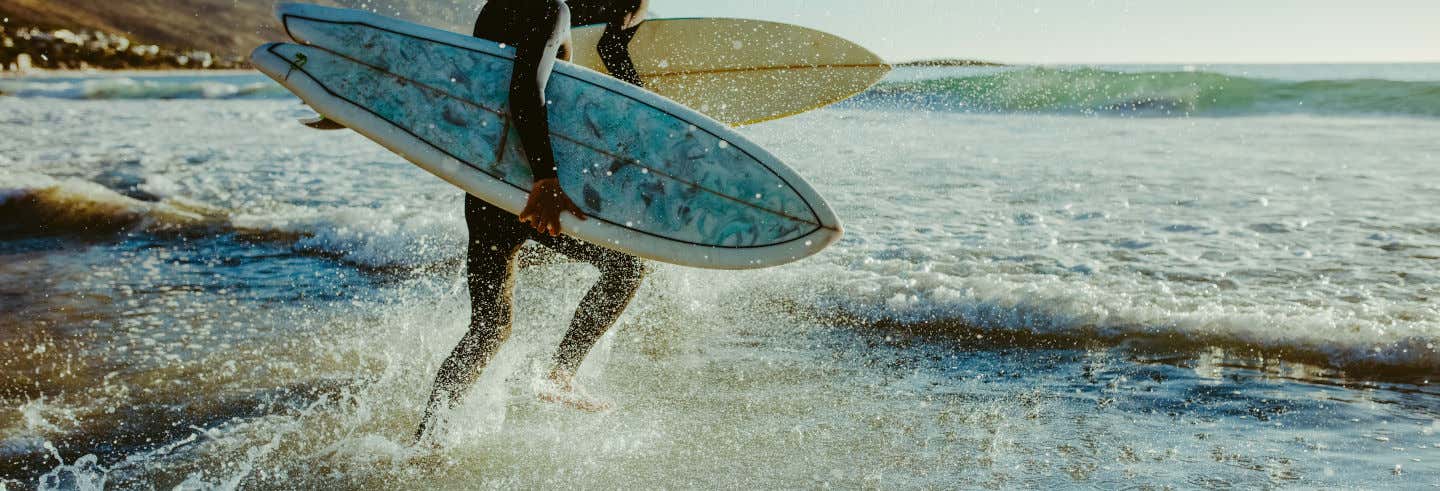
(851, 67), (1440, 117)
(0, 174), (460, 270)
(4, 172), (1437, 376)
(803, 270), (1440, 378)
(0, 77), (291, 100)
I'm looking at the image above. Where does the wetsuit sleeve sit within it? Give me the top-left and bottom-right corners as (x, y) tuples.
(597, 23), (643, 87)
(508, 2), (564, 182)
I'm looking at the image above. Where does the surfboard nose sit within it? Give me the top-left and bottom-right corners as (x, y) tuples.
(248, 43), (309, 83)
(249, 43), (283, 66)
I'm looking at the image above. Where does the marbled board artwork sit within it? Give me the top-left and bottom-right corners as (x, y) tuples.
(272, 15), (823, 249)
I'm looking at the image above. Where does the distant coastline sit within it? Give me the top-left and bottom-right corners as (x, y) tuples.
(1, 26), (246, 72)
(894, 59), (1008, 68)
(0, 23), (1022, 74)
(0, 0), (474, 73)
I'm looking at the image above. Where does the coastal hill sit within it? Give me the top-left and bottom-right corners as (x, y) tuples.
(0, 0), (475, 58)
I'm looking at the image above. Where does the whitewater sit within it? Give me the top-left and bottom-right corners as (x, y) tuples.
(2, 64), (1439, 488)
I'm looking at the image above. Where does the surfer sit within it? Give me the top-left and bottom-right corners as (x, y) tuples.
(415, 0), (651, 441)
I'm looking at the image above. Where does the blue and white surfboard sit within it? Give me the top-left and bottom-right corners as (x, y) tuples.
(251, 3), (841, 269)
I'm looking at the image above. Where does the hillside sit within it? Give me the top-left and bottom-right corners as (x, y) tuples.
(0, 0), (476, 57)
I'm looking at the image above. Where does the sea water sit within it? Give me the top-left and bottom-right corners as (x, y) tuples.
(1, 64), (1438, 488)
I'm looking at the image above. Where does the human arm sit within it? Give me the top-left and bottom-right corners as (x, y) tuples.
(509, 13), (560, 182)
(597, 23), (643, 87)
(509, 1), (587, 235)
(519, 178), (586, 236)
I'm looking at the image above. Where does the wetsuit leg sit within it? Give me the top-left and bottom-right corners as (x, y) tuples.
(417, 202), (644, 440)
(529, 233), (647, 375)
(418, 0), (644, 440)
(416, 195), (528, 439)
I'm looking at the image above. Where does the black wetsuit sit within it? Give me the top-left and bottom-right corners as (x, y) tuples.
(570, 4), (644, 87)
(418, 0), (647, 439)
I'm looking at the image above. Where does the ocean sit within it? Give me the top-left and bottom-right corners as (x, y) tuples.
(1, 63), (1438, 488)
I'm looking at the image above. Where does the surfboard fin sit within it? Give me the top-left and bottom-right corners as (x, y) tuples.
(300, 115), (347, 130)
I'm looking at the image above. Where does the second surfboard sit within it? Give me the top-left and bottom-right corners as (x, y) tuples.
(571, 18), (890, 126)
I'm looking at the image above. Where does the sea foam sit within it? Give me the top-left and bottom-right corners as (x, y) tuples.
(0, 77), (291, 100)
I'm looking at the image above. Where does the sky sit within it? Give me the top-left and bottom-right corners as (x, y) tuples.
(649, 0), (1440, 64)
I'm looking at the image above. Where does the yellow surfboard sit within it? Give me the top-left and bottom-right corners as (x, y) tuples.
(571, 18), (891, 126)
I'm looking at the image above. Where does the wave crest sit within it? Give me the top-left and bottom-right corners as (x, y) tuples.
(0, 174), (460, 269)
(0, 174), (229, 236)
(798, 256), (1440, 377)
(853, 67), (1440, 117)
(0, 77), (291, 100)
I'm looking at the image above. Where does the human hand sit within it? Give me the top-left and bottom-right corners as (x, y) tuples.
(519, 178), (587, 236)
(623, 0), (650, 29)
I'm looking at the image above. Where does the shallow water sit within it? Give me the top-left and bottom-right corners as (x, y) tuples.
(2, 65), (1439, 488)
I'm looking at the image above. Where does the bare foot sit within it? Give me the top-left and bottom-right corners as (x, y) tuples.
(538, 370), (614, 412)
